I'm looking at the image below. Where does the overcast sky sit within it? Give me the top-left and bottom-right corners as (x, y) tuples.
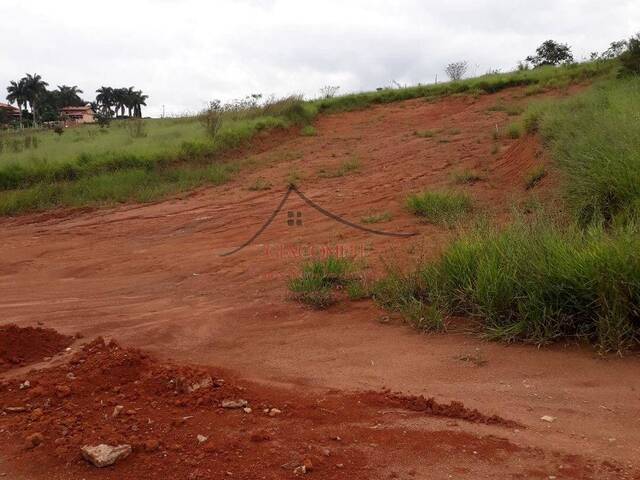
(2, 0), (638, 117)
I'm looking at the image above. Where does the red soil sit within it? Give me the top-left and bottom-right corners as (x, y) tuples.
(0, 324), (73, 373)
(1, 84), (640, 479)
(0, 338), (631, 480)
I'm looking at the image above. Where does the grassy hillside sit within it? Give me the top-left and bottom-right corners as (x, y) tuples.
(0, 60), (615, 215)
(374, 74), (640, 352)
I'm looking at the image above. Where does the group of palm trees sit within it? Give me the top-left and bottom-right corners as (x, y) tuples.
(95, 86), (148, 118)
(5, 73), (148, 128)
(6, 73), (50, 126)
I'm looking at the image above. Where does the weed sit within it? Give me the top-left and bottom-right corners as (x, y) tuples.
(415, 130), (436, 138)
(361, 211), (392, 224)
(301, 125), (317, 136)
(318, 156), (361, 178)
(525, 165), (547, 189)
(506, 122), (523, 139)
(406, 190), (473, 226)
(288, 256), (357, 309)
(248, 177), (272, 191)
(451, 169), (482, 185)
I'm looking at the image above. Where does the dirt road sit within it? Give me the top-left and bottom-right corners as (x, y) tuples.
(1, 86), (639, 479)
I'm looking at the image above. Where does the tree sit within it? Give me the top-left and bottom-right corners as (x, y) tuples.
(619, 33), (640, 76)
(56, 85), (84, 107)
(95, 86), (115, 117)
(132, 90), (148, 118)
(526, 40), (574, 67)
(6, 79), (27, 128)
(22, 73), (49, 125)
(445, 61), (468, 81)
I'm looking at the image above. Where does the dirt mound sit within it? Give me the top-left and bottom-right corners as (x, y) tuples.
(0, 324), (73, 373)
(361, 390), (522, 428)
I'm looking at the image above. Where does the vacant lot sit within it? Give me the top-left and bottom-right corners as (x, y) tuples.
(1, 64), (639, 479)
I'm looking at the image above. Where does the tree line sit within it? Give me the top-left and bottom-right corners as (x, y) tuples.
(4, 74), (148, 128)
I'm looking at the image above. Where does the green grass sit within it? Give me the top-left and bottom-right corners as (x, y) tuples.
(377, 75), (640, 352)
(361, 211), (392, 224)
(506, 122), (523, 139)
(301, 125), (317, 136)
(0, 162), (239, 215)
(451, 169), (482, 185)
(415, 130), (436, 138)
(317, 156), (361, 178)
(524, 165), (547, 189)
(406, 190), (473, 226)
(288, 256), (358, 309)
(313, 61), (614, 114)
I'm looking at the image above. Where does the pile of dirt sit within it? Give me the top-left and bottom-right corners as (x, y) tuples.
(0, 324), (73, 373)
(361, 390), (523, 428)
(0, 335), (632, 479)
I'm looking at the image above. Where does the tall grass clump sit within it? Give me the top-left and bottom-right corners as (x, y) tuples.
(533, 78), (640, 226)
(421, 221), (640, 352)
(288, 256), (361, 309)
(406, 190), (472, 226)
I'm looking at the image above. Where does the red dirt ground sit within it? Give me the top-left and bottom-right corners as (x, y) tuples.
(0, 324), (73, 373)
(1, 85), (640, 479)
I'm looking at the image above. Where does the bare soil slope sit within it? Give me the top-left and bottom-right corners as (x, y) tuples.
(1, 86), (639, 479)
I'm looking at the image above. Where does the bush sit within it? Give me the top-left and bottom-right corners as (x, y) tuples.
(619, 33), (640, 76)
(288, 256), (357, 309)
(406, 190), (472, 225)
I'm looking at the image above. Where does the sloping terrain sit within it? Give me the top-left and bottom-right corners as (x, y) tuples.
(1, 86), (639, 479)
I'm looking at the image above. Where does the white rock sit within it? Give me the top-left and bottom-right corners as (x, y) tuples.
(243, 407), (252, 414)
(269, 408), (282, 417)
(112, 405), (124, 418)
(541, 415), (556, 423)
(19, 381), (30, 390)
(221, 399), (248, 409)
(197, 434), (208, 444)
(81, 444), (132, 468)
(293, 465), (307, 475)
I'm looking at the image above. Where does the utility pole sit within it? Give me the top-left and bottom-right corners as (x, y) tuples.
(161, 104), (165, 119)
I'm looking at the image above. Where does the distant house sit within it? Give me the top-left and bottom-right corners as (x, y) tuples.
(60, 104), (95, 125)
(0, 102), (21, 123)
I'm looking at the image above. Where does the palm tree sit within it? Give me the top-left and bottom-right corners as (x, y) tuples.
(95, 86), (115, 117)
(124, 86), (136, 117)
(6, 79), (27, 128)
(57, 85), (84, 107)
(133, 90), (148, 118)
(22, 73), (49, 126)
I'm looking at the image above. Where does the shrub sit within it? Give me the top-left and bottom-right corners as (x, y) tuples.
(361, 211), (392, 224)
(619, 33), (640, 76)
(415, 130), (435, 138)
(445, 61), (468, 81)
(318, 157), (361, 178)
(248, 177), (272, 191)
(406, 190), (472, 225)
(524, 165), (547, 189)
(288, 256), (357, 309)
(452, 169), (482, 185)
(301, 125), (317, 136)
(506, 123), (522, 139)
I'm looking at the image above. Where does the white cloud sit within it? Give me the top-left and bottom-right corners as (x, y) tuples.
(1, 0), (638, 116)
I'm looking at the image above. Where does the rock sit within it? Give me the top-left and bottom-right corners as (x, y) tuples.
(336, 463), (344, 469)
(243, 407), (252, 413)
(293, 465), (307, 475)
(4, 407), (27, 413)
(25, 433), (44, 449)
(197, 434), (208, 444)
(541, 415), (556, 423)
(30, 408), (44, 421)
(55, 385), (71, 398)
(144, 439), (160, 452)
(81, 444), (132, 468)
(66, 373), (76, 380)
(188, 376), (213, 393)
(321, 448), (331, 457)
(112, 405), (124, 418)
(268, 408), (282, 417)
(19, 380), (30, 390)
(221, 399), (248, 409)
